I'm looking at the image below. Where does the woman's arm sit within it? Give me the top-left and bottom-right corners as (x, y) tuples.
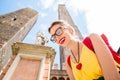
(89, 33), (120, 80)
(65, 60), (75, 80)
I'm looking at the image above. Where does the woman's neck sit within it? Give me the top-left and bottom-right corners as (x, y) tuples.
(67, 39), (79, 55)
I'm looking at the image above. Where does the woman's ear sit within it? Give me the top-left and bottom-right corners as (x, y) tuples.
(67, 26), (73, 34)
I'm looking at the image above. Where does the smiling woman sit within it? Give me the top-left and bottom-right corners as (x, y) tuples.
(48, 20), (120, 80)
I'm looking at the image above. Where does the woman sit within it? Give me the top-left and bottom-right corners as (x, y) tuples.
(48, 20), (120, 80)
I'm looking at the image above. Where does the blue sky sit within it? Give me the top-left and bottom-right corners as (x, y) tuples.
(0, 0), (88, 69)
(1, 0), (120, 69)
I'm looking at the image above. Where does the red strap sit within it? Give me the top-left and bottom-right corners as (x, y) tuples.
(82, 36), (94, 52)
(101, 34), (120, 64)
(100, 34), (109, 45)
(67, 55), (71, 68)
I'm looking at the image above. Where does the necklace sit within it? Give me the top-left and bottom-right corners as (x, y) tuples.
(71, 41), (82, 70)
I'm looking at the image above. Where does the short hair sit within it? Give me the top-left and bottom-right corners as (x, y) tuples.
(48, 20), (78, 39)
(48, 20), (70, 33)
(48, 20), (63, 33)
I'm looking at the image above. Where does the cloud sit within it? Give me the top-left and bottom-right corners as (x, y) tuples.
(67, 0), (120, 33)
(39, 0), (120, 50)
(38, 24), (49, 33)
(40, 0), (55, 9)
(66, 0), (120, 50)
(65, 0), (81, 15)
(54, 0), (120, 50)
(39, 12), (47, 18)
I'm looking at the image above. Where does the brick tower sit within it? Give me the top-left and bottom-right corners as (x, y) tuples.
(58, 4), (83, 70)
(0, 8), (38, 71)
(50, 4), (84, 80)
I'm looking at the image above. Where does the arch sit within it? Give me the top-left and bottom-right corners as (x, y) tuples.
(51, 77), (57, 80)
(59, 77), (65, 80)
(66, 77), (70, 80)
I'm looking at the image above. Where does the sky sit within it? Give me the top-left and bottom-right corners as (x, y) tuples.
(0, 0), (120, 69)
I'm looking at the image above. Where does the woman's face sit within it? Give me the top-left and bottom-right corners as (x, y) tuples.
(50, 24), (73, 47)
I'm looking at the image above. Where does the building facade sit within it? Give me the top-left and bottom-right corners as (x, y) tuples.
(3, 42), (55, 80)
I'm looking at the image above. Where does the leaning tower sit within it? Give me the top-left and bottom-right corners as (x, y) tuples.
(0, 8), (38, 71)
(58, 4), (83, 70)
(50, 4), (84, 80)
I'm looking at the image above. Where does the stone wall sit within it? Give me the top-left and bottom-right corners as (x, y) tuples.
(0, 8), (38, 71)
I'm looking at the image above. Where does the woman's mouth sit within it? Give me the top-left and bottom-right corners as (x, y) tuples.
(59, 37), (65, 44)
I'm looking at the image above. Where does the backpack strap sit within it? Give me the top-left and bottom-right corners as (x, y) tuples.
(89, 33), (120, 80)
(101, 34), (120, 64)
(67, 55), (71, 68)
